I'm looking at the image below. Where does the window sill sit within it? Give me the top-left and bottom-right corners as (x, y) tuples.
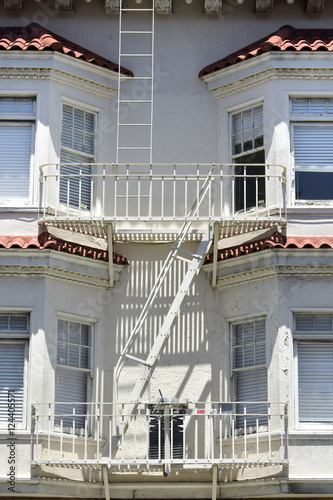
(289, 430), (333, 438)
(0, 205), (39, 213)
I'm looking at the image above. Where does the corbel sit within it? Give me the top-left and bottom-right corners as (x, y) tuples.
(305, 0), (325, 13)
(204, 0), (222, 14)
(4, 0), (23, 10)
(256, 0), (273, 14)
(55, 0), (74, 12)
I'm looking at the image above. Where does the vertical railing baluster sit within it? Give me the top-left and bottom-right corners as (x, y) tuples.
(60, 416), (63, 462)
(72, 404), (76, 462)
(35, 413), (39, 462)
(244, 404), (247, 461)
(121, 404), (125, 462)
(149, 165), (153, 218)
(158, 415), (161, 461)
(173, 164), (176, 219)
(232, 412), (235, 461)
(267, 165), (270, 218)
(146, 407), (149, 464)
(195, 407), (198, 462)
(138, 175), (141, 218)
(78, 168), (82, 218)
(126, 165), (129, 219)
(109, 414), (112, 462)
(102, 164), (106, 218)
(232, 175), (235, 218)
(66, 176), (70, 218)
(268, 403), (271, 460)
(184, 175), (188, 219)
(243, 166), (247, 214)
(96, 405), (100, 461)
(134, 414), (137, 461)
(255, 174), (259, 218)
(161, 175), (164, 219)
(84, 416), (88, 462)
(256, 415), (259, 460)
(48, 403), (51, 463)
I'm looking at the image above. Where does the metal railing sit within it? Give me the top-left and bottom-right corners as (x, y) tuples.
(38, 163), (286, 226)
(31, 401), (288, 469)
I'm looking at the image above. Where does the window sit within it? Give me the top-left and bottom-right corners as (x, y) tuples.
(148, 404), (185, 460)
(0, 314), (29, 428)
(55, 319), (92, 429)
(0, 97), (35, 201)
(292, 98), (333, 201)
(232, 318), (267, 428)
(231, 104), (265, 211)
(60, 103), (95, 210)
(295, 313), (333, 424)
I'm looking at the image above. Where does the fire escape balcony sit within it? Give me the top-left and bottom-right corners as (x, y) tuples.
(31, 401), (288, 471)
(38, 163), (287, 242)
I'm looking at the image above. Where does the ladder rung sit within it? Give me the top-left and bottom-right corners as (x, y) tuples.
(174, 246), (198, 258)
(123, 353), (152, 367)
(176, 255), (192, 264)
(121, 30), (154, 34)
(120, 76), (153, 80)
(120, 53), (153, 57)
(119, 100), (152, 103)
(121, 7), (154, 11)
(119, 123), (151, 126)
(118, 147), (151, 150)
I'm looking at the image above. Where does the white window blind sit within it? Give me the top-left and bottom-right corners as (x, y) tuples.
(298, 343), (333, 423)
(0, 97), (35, 200)
(60, 104), (95, 210)
(294, 126), (333, 172)
(55, 319), (91, 429)
(295, 313), (333, 423)
(0, 343), (25, 423)
(232, 319), (267, 428)
(291, 98), (333, 200)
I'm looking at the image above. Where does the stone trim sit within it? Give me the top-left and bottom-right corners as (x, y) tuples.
(0, 265), (109, 288)
(0, 67), (117, 99)
(210, 67), (333, 99)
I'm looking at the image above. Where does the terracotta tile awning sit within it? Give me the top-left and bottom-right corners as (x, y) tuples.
(199, 25), (333, 77)
(205, 232), (333, 264)
(0, 22), (133, 76)
(0, 233), (129, 265)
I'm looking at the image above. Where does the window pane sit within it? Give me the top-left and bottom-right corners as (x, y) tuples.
(0, 316), (9, 330)
(9, 315), (28, 331)
(296, 171), (333, 200)
(294, 125), (333, 169)
(69, 322), (80, 344)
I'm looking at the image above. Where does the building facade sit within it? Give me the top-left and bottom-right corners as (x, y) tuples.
(0, 0), (333, 498)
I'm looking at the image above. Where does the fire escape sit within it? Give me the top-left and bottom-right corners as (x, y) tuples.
(33, 0), (288, 482)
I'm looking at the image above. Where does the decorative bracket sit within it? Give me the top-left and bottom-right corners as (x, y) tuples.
(204, 0), (222, 14)
(256, 0), (273, 14)
(4, 0), (23, 10)
(105, 0), (120, 13)
(305, 0), (325, 13)
(55, 0), (74, 11)
(155, 0), (172, 14)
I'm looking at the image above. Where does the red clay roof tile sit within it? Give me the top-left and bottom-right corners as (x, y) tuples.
(0, 23), (133, 76)
(199, 25), (333, 77)
(0, 233), (129, 265)
(205, 232), (333, 264)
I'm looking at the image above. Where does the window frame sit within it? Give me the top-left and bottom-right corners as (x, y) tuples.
(293, 311), (333, 431)
(0, 96), (36, 206)
(55, 315), (95, 432)
(229, 315), (268, 430)
(229, 102), (266, 212)
(59, 101), (97, 213)
(290, 97), (333, 203)
(0, 312), (30, 431)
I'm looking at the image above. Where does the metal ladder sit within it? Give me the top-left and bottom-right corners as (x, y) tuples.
(113, 169), (215, 456)
(116, 0), (155, 165)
